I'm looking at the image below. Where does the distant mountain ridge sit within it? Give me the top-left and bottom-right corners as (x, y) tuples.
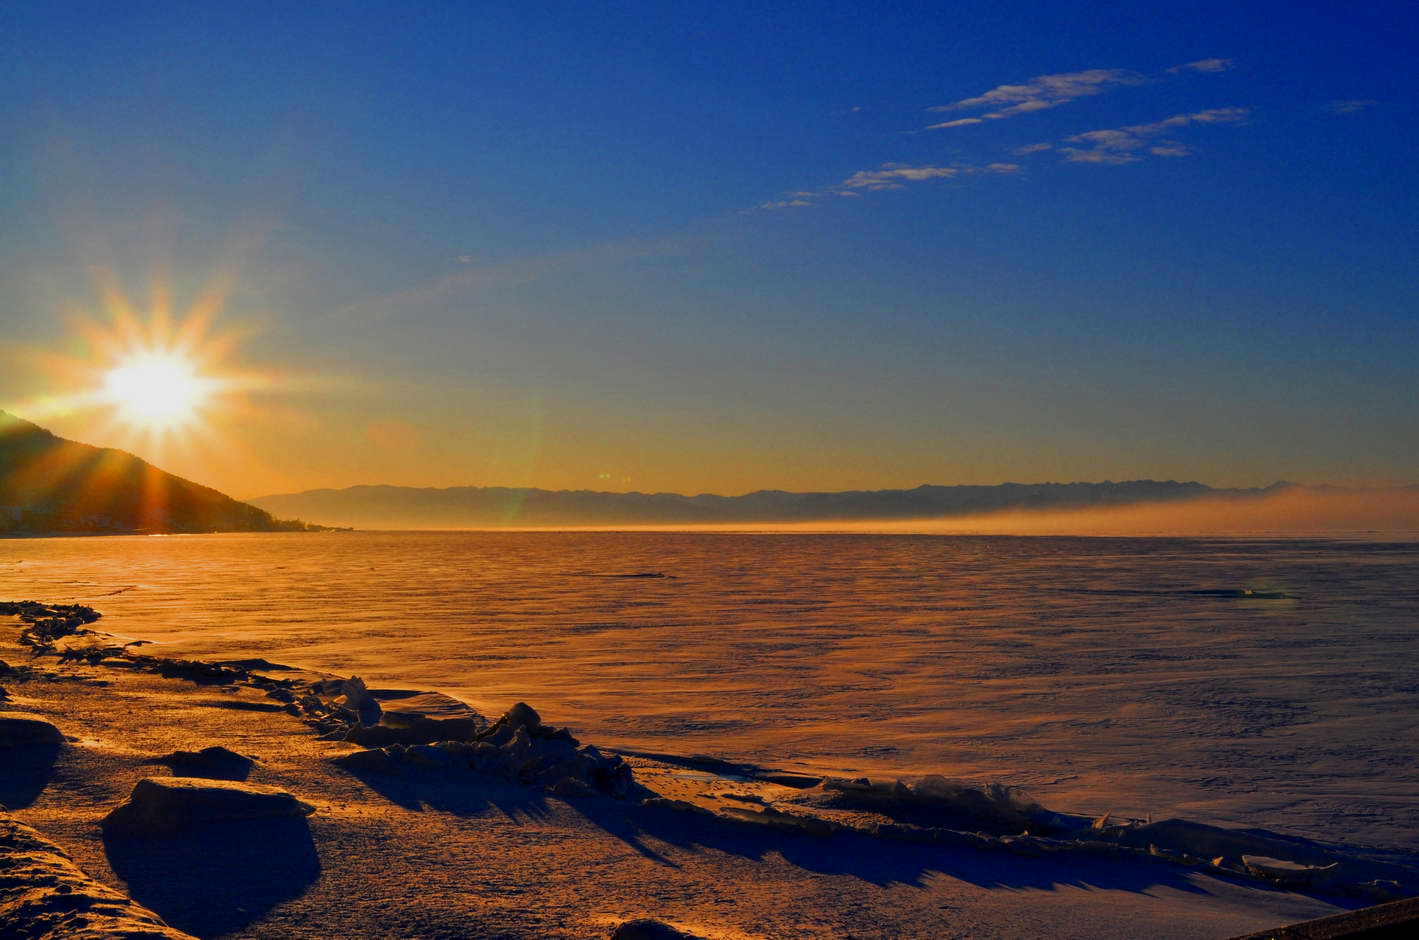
(0, 411), (312, 535)
(250, 479), (1292, 529)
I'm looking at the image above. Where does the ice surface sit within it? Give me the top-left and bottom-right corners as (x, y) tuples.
(3, 531), (1417, 852)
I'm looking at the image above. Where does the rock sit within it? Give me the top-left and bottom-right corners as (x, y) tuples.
(212, 658), (296, 672)
(0, 716), (63, 750)
(1242, 854), (1341, 889)
(477, 701), (541, 745)
(338, 688), (487, 747)
(146, 658), (249, 685)
(807, 774), (1051, 836)
(552, 776), (598, 798)
(345, 716), (483, 748)
(466, 725), (636, 797)
(3, 601), (102, 651)
(334, 704), (639, 798)
(610, 919), (702, 940)
(1117, 819), (1336, 868)
(331, 748), (398, 774)
(313, 676), (381, 725)
(720, 804), (837, 837)
(1, 811), (193, 938)
(102, 778), (315, 835)
(149, 746), (255, 781)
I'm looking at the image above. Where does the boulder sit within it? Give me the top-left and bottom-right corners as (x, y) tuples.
(610, 919), (703, 940)
(331, 747), (395, 773)
(149, 746), (255, 781)
(102, 778), (314, 835)
(1242, 855), (1341, 889)
(0, 717), (63, 750)
(483, 701), (542, 740)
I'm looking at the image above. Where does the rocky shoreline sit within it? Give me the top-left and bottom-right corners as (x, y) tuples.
(3, 597), (1416, 938)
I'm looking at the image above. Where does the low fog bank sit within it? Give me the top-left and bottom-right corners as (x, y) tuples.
(252, 481), (1419, 537)
(845, 486), (1419, 537)
(254, 479), (1272, 530)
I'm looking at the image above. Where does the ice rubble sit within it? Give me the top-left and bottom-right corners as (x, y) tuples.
(333, 701), (638, 798)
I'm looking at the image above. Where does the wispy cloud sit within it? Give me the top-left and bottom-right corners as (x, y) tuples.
(927, 69), (1146, 129)
(840, 164), (962, 191)
(1167, 58), (1233, 74)
(758, 59), (1241, 210)
(926, 58), (1233, 131)
(1056, 107), (1250, 164)
(930, 117), (985, 129)
(757, 162), (1018, 208)
(1325, 98), (1376, 115)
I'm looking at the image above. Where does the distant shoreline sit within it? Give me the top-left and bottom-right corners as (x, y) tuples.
(0, 526), (352, 540)
(5, 526), (1415, 542)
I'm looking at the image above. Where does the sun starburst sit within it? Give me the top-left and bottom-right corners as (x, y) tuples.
(101, 351), (214, 430)
(10, 267), (279, 470)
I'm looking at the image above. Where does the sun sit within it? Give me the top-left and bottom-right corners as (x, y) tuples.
(102, 353), (212, 430)
(8, 263), (294, 474)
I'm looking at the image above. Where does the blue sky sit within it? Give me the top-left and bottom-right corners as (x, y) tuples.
(2, 1), (1415, 496)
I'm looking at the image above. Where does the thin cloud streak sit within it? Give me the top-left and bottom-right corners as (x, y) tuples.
(1326, 98), (1376, 114)
(928, 69), (1146, 126)
(1167, 57), (1234, 74)
(926, 58), (1232, 131)
(758, 58), (1241, 209)
(757, 162), (1018, 208)
(841, 164), (961, 191)
(1057, 107), (1250, 164)
(928, 117), (985, 129)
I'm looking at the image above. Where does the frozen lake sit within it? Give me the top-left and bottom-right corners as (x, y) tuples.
(3, 530), (1416, 852)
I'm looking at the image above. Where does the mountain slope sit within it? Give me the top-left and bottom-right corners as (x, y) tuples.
(250, 479), (1277, 529)
(0, 411), (309, 535)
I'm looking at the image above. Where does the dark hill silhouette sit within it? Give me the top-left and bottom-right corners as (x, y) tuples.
(0, 411), (311, 535)
(250, 479), (1288, 529)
